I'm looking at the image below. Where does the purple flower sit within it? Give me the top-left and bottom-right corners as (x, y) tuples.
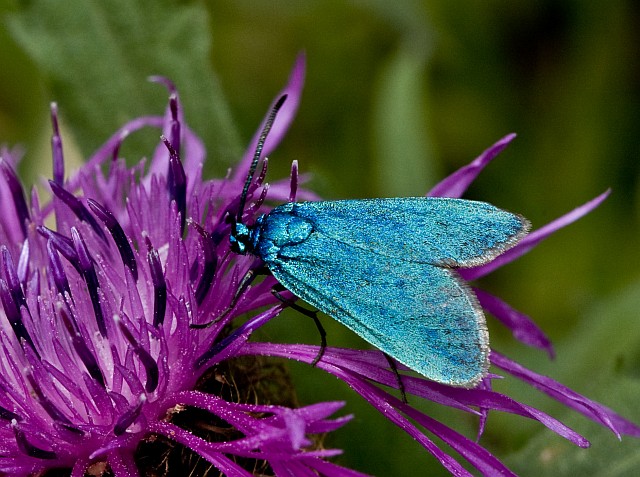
(0, 53), (637, 477)
(0, 55), (359, 477)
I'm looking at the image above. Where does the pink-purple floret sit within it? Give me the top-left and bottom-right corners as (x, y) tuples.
(0, 54), (636, 476)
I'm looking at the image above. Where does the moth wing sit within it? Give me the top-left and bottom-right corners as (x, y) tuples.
(264, 227), (489, 386)
(276, 198), (529, 268)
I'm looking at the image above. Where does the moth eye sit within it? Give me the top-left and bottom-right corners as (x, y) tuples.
(230, 223), (251, 254)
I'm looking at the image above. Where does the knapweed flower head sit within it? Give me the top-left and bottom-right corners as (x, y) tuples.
(0, 54), (637, 477)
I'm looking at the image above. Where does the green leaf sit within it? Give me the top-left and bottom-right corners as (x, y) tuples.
(512, 279), (640, 396)
(372, 46), (438, 196)
(485, 279), (640, 447)
(505, 377), (640, 477)
(366, 0), (438, 196)
(6, 0), (241, 166)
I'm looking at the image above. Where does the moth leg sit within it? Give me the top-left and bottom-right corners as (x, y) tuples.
(233, 264), (270, 304)
(383, 353), (408, 404)
(271, 286), (327, 367)
(191, 264), (270, 329)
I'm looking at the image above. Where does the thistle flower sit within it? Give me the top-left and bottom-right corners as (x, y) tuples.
(0, 57), (356, 477)
(0, 54), (637, 477)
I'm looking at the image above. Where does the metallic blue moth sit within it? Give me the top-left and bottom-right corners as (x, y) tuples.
(230, 96), (530, 387)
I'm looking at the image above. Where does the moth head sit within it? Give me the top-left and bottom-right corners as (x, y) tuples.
(230, 221), (250, 255)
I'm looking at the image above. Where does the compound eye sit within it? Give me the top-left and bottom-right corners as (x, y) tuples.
(230, 223), (250, 255)
(230, 237), (245, 254)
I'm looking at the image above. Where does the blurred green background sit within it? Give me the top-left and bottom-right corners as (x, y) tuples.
(1, 1), (639, 475)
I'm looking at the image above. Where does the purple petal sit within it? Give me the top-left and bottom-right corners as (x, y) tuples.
(243, 343), (592, 447)
(16, 239), (29, 284)
(49, 180), (108, 243)
(0, 251), (35, 351)
(70, 458), (91, 477)
(12, 420), (57, 460)
(107, 449), (139, 477)
(475, 288), (554, 357)
(0, 157), (30, 238)
(113, 395), (145, 436)
(71, 227), (106, 336)
(87, 199), (138, 281)
(462, 190), (610, 280)
(63, 116), (164, 193)
(192, 223), (218, 305)
(167, 391), (263, 433)
(283, 408), (306, 449)
(0, 404), (20, 422)
(1, 246), (27, 310)
(141, 87), (204, 195)
(58, 306), (105, 386)
(431, 383), (590, 447)
(242, 343), (494, 475)
(492, 352), (640, 439)
(50, 102), (64, 185)
(38, 226), (80, 273)
(195, 305), (284, 369)
(427, 134), (516, 198)
(303, 458), (372, 477)
(400, 399), (518, 476)
(116, 318), (158, 393)
(168, 94), (181, 153)
(161, 135), (187, 234)
(148, 75), (177, 93)
(340, 372), (476, 475)
(147, 79), (182, 179)
(249, 344), (479, 414)
(145, 236), (166, 328)
(149, 422), (254, 476)
(182, 126), (206, 193)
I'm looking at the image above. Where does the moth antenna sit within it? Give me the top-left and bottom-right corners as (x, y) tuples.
(236, 94), (288, 224)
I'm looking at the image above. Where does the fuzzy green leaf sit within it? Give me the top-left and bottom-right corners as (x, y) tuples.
(6, 0), (240, 164)
(506, 377), (640, 477)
